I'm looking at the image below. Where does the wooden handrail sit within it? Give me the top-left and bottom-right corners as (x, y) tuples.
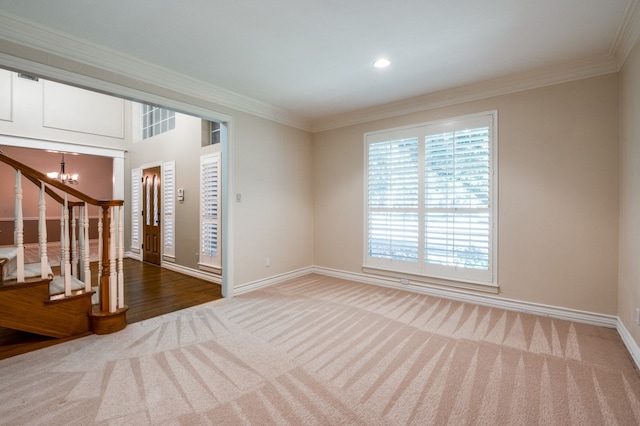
(1, 149), (128, 333)
(0, 150), (122, 208)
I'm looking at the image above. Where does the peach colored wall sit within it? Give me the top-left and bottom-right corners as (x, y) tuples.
(313, 74), (619, 315)
(0, 144), (113, 218)
(0, 145), (113, 244)
(619, 38), (640, 345)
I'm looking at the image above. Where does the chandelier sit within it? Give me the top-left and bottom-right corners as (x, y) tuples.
(47, 153), (79, 185)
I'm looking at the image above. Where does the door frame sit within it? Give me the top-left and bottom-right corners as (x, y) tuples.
(136, 161), (163, 265)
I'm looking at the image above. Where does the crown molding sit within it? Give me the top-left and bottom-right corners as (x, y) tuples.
(0, 7), (634, 135)
(311, 54), (619, 132)
(610, 0), (640, 68)
(0, 12), (312, 131)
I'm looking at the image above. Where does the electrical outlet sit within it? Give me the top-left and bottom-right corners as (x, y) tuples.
(400, 278), (409, 285)
(265, 257), (271, 267)
(636, 307), (640, 325)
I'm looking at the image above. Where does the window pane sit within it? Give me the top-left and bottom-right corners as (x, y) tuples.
(425, 127), (489, 208)
(425, 212), (489, 270)
(368, 211), (419, 261)
(368, 138), (419, 208)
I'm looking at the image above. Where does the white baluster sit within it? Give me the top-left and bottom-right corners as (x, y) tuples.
(71, 207), (78, 277)
(117, 205), (125, 309)
(77, 206), (84, 280)
(15, 170), (24, 283)
(63, 194), (71, 296)
(97, 214), (103, 287)
(109, 206), (117, 313)
(60, 202), (65, 278)
(83, 204), (91, 292)
(39, 182), (48, 279)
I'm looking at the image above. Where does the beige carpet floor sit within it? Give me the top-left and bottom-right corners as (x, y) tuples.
(0, 274), (639, 425)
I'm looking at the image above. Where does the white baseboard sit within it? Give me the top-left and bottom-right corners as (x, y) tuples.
(125, 251), (140, 261)
(617, 319), (640, 370)
(234, 267), (314, 295)
(123, 251), (221, 284)
(311, 266), (618, 329)
(161, 261), (222, 284)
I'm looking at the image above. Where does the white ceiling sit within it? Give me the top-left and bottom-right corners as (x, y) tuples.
(0, 0), (638, 130)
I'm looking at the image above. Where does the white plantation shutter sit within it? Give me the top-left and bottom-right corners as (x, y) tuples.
(131, 168), (141, 252)
(365, 112), (496, 285)
(367, 137), (420, 263)
(200, 153), (221, 269)
(425, 127), (490, 273)
(163, 161), (175, 260)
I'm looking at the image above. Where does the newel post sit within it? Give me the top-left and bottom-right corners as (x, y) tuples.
(99, 204), (111, 313)
(90, 202), (128, 335)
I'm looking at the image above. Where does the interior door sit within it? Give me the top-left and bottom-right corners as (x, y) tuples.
(142, 166), (161, 265)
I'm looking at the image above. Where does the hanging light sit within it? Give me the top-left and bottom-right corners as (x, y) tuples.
(47, 153), (79, 184)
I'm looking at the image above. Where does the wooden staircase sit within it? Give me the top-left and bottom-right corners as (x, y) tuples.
(0, 150), (127, 340)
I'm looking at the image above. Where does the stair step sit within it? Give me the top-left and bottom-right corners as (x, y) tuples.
(0, 247), (17, 281)
(49, 275), (86, 296)
(4, 261), (52, 282)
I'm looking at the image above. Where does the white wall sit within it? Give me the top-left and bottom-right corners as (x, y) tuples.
(0, 69), (130, 149)
(233, 112), (314, 286)
(619, 38), (640, 345)
(313, 74), (620, 315)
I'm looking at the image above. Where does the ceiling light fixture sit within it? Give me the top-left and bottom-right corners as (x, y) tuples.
(373, 58), (391, 68)
(47, 153), (79, 185)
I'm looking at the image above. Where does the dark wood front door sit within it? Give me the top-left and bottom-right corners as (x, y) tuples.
(142, 166), (161, 265)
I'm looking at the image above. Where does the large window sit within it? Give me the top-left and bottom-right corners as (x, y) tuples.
(365, 112), (497, 287)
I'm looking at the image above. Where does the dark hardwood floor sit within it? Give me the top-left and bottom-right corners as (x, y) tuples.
(0, 258), (222, 360)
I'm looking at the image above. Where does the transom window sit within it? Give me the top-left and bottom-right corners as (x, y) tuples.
(141, 104), (176, 139)
(365, 112), (497, 287)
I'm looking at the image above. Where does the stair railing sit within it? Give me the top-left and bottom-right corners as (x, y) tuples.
(0, 150), (127, 331)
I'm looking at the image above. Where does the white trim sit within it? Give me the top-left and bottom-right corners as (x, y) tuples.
(233, 267), (314, 295)
(0, 5), (638, 134)
(161, 260), (222, 285)
(311, 266), (618, 328)
(125, 251), (141, 261)
(313, 55), (618, 132)
(0, 134), (126, 158)
(0, 13), (311, 131)
(617, 318), (640, 371)
(221, 264), (639, 369)
(610, 0), (640, 68)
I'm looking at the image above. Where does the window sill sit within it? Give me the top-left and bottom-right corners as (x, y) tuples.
(361, 266), (499, 294)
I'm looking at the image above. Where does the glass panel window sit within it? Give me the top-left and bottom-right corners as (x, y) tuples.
(141, 104), (175, 140)
(365, 112), (497, 286)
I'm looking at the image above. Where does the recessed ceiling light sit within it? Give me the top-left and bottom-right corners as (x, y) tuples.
(373, 58), (391, 68)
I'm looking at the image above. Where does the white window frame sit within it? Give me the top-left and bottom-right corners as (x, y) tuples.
(199, 152), (221, 272)
(162, 161), (176, 261)
(364, 111), (498, 290)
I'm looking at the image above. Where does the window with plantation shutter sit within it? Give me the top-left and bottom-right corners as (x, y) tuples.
(131, 168), (141, 252)
(365, 112), (497, 287)
(163, 161), (175, 260)
(199, 152), (221, 270)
